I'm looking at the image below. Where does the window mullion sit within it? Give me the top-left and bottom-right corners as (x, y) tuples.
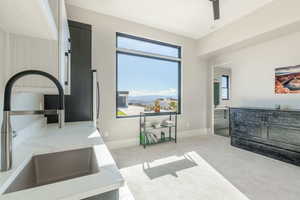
(117, 48), (181, 62)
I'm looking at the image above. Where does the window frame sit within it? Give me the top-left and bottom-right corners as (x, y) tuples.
(116, 32), (182, 59)
(116, 32), (182, 118)
(221, 75), (230, 100)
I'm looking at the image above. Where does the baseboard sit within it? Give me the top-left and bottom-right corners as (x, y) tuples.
(179, 128), (210, 138)
(106, 128), (210, 150)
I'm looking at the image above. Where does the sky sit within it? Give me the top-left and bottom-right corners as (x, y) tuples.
(117, 53), (179, 97)
(117, 35), (180, 97)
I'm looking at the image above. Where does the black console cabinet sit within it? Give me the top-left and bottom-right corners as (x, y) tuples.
(230, 107), (300, 166)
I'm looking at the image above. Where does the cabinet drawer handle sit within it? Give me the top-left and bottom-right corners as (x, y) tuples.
(64, 52), (70, 86)
(97, 81), (100, 119)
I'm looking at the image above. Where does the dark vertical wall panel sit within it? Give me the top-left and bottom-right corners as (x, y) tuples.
(45, 21), (93, 123)
(67, 21), (93, 122)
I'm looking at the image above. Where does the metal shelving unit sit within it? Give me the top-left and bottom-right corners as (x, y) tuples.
(139, 112), (177, 148)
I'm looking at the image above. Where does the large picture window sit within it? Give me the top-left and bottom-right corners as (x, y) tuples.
(116, 33), (181, 118)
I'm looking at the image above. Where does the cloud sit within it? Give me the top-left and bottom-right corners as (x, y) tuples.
(129, 88), (177, 96)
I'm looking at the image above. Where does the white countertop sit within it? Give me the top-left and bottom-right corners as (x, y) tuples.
(0, 122), (124, 200)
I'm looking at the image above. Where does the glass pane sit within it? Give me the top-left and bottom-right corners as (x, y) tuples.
(117, 35), (180, 58)
(222, 88), (228, 99)
(117, 53), (179, 117)
(221, 76), (228, 88)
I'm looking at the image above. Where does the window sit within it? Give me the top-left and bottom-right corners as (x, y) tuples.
(116, 33), (181, 118)
(221, 75), (229, 100)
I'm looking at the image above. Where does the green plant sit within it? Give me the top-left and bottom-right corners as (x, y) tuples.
(169, 101), (177, 111)
(117, 110), (127, 116)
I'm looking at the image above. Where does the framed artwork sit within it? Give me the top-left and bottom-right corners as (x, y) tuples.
(275, 65), (300, 94)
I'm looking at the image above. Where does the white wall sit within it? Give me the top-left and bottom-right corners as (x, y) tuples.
(0, 27), (44, 134)
(8, 33), (58, 89)
(66, 5), (208, 143)
(10, 93), (43, 132)
(212, 30), (300, 109)
(0, 27), (6, 124)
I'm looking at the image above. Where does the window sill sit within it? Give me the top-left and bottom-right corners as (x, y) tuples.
(116, 112), (180, 119)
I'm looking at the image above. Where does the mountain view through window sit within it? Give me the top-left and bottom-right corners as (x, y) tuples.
(116, 33), (181, 117)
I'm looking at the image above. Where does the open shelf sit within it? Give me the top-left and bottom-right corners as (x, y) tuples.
(141, 125), (176, 130)
(140, 112), (177, 148)
(142, 137), (176, 146)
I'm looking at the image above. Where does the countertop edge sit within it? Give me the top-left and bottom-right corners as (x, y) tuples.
(0, 121), (125, 200)
(229, 107), (300, 112)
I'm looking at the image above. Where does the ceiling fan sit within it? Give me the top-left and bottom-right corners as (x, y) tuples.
(209, 0), (220, 20)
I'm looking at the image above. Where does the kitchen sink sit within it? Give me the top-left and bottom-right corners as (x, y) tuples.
(4, 147), (99, 194)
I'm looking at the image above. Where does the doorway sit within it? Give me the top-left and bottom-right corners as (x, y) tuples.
(213, 66), (231, 137)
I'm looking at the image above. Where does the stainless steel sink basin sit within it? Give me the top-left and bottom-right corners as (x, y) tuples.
(4, 147), (99, 194)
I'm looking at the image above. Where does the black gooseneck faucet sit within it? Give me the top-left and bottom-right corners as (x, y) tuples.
(1, 70), (65, 171)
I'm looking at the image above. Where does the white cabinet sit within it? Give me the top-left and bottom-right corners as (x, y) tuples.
(1, 0), (71, 94)
(49, 0), (71, 94)
(58, 0), (71, 95)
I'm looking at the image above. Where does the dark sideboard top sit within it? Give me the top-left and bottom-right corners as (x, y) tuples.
(230, 107), (300, 112)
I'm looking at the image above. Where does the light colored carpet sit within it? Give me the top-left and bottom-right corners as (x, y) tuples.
(111, 135), (300, 200)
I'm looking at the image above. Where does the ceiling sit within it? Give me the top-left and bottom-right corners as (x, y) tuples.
(66, 0), (273, 39)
